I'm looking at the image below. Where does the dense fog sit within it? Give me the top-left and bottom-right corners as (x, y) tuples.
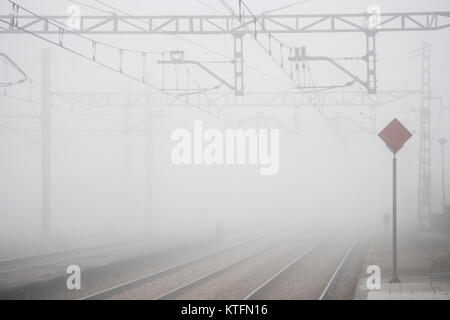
(0, 0), (449, 254)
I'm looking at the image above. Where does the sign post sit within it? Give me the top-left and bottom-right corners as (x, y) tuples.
(378, 118), (412, 283)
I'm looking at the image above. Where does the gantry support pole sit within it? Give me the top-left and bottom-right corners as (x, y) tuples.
(366, 32), (377, 94)
(418, 42), (432, 230)
(41, 48), (51, 240)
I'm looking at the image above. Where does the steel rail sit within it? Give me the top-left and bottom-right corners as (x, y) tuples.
(318, 238), (358, 300)
(243, 237), (328, 300)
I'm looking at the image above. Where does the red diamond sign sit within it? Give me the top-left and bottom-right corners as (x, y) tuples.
(378, 118), (412, 154)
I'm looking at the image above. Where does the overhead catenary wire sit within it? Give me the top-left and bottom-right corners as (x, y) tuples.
(218, 0), (235, 14)
(0, 121), (41, 143)
(297, 60), (356, 140)
(2, 0), (240, 126)
(1, 63), (123, 125)
(228, 1), (362, 90)
(1, 80), (121, 124)
(263, 0), (313, 14)
(6, 1), (438, 137)
(234, 0), (297, 78)
(222, 1), (368, 134)
(0, 90), (120, 144)
(68, 0), (292, 89)
(2, 1), (298, 135)
(237, 0), (296, 50)
(194, 0), (225, 15)
(68, 0), (114, 15)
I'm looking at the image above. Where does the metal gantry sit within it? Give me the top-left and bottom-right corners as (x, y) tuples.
(1, 6), (450, 96)
(2, 12), (449, 34)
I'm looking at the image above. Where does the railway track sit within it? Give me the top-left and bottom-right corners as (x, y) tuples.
(81, 232), (306, 300)
(0, 232), (259, 277)
(84, 233), (359, 300)
(154, 234), (307, 300)
(244, 236), (359, 300)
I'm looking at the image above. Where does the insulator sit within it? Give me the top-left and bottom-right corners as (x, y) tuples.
(58, 28), (64, 46)
(92, 41), (97, 61)
(280, 43), (284, 68)
(268, 34), (272, 55)
(12, 4), (19, 27)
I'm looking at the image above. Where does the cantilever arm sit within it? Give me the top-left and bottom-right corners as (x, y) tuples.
(157, 59), (235, 91)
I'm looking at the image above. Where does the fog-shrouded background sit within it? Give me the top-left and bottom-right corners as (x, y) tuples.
(0, 0), (449, 250)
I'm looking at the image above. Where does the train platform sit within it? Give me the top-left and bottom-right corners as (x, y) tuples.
(354, 230), (450, 300)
